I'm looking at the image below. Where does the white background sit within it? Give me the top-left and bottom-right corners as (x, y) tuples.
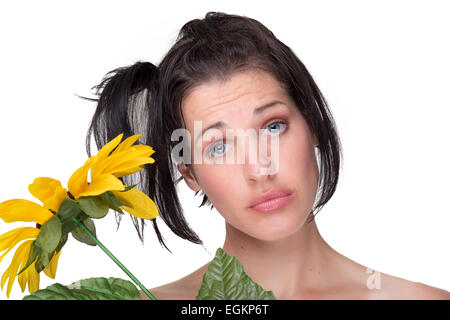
(0, 0), (449, 300)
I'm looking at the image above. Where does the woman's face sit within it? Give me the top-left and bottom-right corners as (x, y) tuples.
(179, 69), (319, 241)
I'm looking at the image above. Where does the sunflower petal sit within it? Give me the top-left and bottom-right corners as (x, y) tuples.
(67, 156), (96, 199)
(95, 133), (124, 163)
(0, 227), (36, 251)
(17, 241), (34, 292)
(105, 157), (155, 177)
(112, 165), (144, 178)
(0, 227), (39, 263)
(17, 264), (27, 292)
(1, 240), (33, 298)
(118, 144), (155, 158)
(77, 174), (125, 198)
(92, 147), (153, 177)
(43, 185), (68, 212)
(18, 258), (40, 294)
(111, 188), (159, 220)
(43, 249), (62, 279)
(0, 199), (53, 225)
(132, 144), (155, 155)
(26, 262), (40, 293)
(111, 134), (143, 155)
(28, 177), (59, 201)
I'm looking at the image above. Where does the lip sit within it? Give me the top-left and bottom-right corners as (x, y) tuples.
(248, 188), (294, 212)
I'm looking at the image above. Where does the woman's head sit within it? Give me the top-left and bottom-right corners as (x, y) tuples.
(179, 68), (320, 241)
(83, 12), (342, 250)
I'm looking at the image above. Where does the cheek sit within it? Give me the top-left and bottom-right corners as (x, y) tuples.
(194, 164), (237, 210)
(283, 130), (316, 175)
(281, 124), (319, 203)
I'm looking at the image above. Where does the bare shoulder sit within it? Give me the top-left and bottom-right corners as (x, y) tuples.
(368, 271), (450, 300)
(405, 280), (450, 300)
(140, 262), (211, 300)
(335, 252), (449, 300)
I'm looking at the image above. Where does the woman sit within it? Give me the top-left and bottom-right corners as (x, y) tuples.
(85, 12), (449, 299)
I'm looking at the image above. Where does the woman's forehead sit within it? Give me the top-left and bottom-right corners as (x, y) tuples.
(181, 69), (289, 122)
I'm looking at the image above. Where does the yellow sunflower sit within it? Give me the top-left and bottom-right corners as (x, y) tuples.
(66, 133), (159, 219)
(0, 186), (64, 298)
(0, 133), (158, 298)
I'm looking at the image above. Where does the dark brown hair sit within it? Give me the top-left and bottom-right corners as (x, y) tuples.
(81, 11), (343, 252)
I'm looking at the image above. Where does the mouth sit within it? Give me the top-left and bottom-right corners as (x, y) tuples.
(248, 188), (295, 213)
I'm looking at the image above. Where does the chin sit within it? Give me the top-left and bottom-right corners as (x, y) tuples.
(248, 213), (307, 242)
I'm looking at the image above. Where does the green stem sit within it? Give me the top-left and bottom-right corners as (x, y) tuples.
(72, 217), (156, 300)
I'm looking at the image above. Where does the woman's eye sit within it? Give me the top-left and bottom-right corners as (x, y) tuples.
(263, 120), (287, 135)
(207, 142), (228, 158)
(206, 120), (288, 158)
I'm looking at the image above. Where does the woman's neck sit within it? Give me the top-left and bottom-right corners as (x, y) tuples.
(221, 219), (342, 299)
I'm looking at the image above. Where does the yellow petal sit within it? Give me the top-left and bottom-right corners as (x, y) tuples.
(28, 177), (68, 212)
(111, 134), (143, 155)
(95, 133), (124, 163)
(67, 156), (96, 199)
(43, 249), (62, 279)
(77, 174), (125, 198)
(26, 262), (40, 293)
(92, 146), (153, 177)
(0, 227), (39, 263)
(43, 184), (68, 212)
(17, 241), (34, 292)
(1, 240), (32, 298)
(0, 227), (37, 251)
(118, 144), (155, 158)
(28, 177), (62, 202)
(112, 165), (144, 178)
(132, 144), (156, 155)
(17, 265), (28, 292)
(18, 259), (40, 294)
(0, 199), (54, 225)
(112, 188), (159, 220)
(105, 157), (155, 177)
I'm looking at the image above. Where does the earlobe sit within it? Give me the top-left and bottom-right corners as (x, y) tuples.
(312, 132), (319, 148)
(177, 162), (201, 192)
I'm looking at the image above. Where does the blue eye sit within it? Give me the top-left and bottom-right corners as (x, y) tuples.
(263, 121), (287, 135)
(208, 142), (228, 158)
(206, 120), (287, 158)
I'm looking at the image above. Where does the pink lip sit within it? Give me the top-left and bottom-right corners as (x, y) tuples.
(249, 188), (294, 213)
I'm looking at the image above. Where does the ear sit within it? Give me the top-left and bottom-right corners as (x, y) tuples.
(309, 127), (319, 147)
(312, 132), (319, 147)
(177, 162), (201, 192)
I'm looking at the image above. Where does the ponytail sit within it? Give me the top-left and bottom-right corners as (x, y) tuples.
(79, 60), (202, 252)
(79, 11), (343, 252)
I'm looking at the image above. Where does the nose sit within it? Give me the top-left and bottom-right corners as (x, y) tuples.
(242, 131), (279, 183)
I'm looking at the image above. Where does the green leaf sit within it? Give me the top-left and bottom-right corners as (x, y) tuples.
(70, 218), (97, 246)
(118, 184), (137, 192)
(35, 259), (45, 274)
(55, 233), (68, 254)
(35, 251), (53, 272)
(35, 215), (62, 255)
(23, 283), (80, 300)
(17, 242), (40, 276)
(196, 248), (276, 300)
(56, 198), (83, 234)
(77, 196), (110, 219)
(98, 191), (126, 214)
(23, 277), (142, 300)
(34, 233), (68, 273)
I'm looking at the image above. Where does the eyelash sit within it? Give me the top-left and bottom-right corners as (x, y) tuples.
(205, 120), (288, 158)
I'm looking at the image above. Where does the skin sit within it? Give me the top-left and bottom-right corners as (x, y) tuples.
(140, 69), (449, 300)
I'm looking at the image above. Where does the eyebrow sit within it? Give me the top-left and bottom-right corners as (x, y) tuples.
(195, 100), (287, 144)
